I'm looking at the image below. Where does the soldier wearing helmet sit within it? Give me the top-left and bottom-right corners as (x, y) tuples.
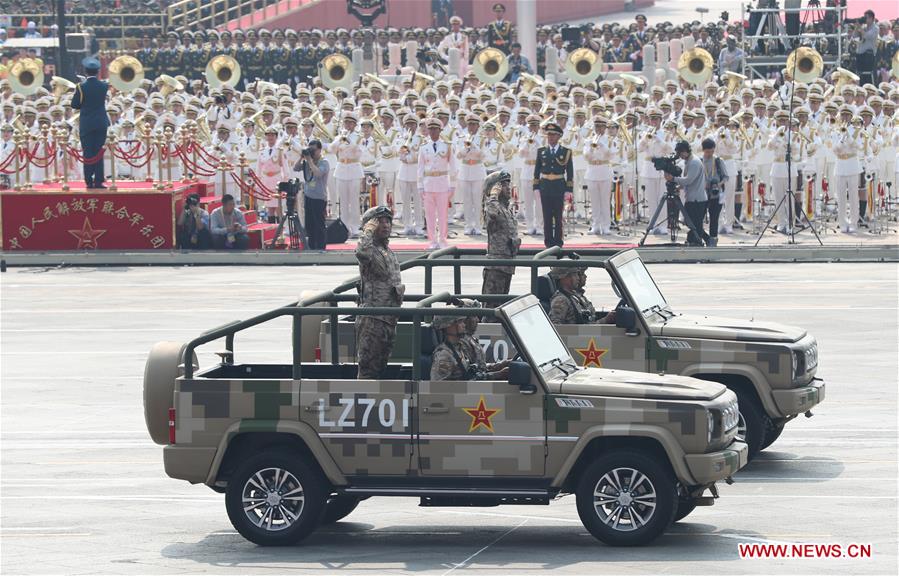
(455, 299), (512, 379)
(482, 170), (520, 301)
(548, 266), (616, 325)
(355, 206), (404, 379)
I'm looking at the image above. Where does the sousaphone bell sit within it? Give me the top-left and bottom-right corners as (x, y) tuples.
(472, 47), (508, 85)
(318, 53), (354, 90)
(677, 47), (714, 86)
(108, 55), (144, 93)
(565, 48), (601, 85)
(9, 58), (44, 96)
(205, 54), (241, 89)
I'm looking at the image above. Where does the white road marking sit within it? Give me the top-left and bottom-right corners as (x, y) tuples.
(441, 519), (528, 575)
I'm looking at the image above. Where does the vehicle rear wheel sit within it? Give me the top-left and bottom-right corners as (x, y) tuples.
(576, 450), (677, 546)
(225, 449), (327, 546)
(321, 495), (361, 524)
(733, 388), (769, 460)
(761, 421), (786, 450)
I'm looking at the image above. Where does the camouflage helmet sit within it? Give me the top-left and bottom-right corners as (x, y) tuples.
(550, 266), (583, 279)
(457, 298), (482, 309)
(361, 205), (393, 225)
(432, 315), (464, 330)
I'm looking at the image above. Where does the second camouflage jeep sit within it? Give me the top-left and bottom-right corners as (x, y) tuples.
(302, 248), (825, 459)
(145, 293), (747, 547)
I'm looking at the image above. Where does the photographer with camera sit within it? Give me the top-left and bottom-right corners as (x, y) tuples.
(293, 139), (329, 250)
(700, 138), (729, 247)
(664, 141), (709, 247)
(177, 193), (212, 250)
(505, 42), (532, 83)
(854, 9), (879, 85)
(210, 194), (249, 250)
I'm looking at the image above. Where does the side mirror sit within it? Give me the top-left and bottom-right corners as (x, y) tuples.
(615, 307), (639, 335)
(508, 361), (532, 388)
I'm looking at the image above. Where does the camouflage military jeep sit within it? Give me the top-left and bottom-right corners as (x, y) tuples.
(144, 294), (747, 547)
(302, 247), (824, 460)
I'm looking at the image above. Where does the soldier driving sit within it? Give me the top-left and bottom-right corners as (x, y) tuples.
(549, 266), (616, 325)
(482, 170), (520, 301)
(430, 312), (508, 382)
(355, 206), (404, 379)
(456, 299), (512, 378)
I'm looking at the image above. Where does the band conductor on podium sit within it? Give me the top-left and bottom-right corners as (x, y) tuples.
(70, 57), (110, 189)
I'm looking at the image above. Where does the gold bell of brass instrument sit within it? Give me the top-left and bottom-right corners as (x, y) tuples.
(472, 47), (509, 85)
(620, 73), (645, 97)
(319, 53), (354, 90)
(677, 47), (714, 86)
(614, 114), (633, 147)
(363, 73), (389, 89)
(832, 67), (860, 89)
(309, 111), (334, 141)
(50, 75), (76, 103)
(108, 55), (144, 93)
(518, 72), (544, 92)
(157, 74), (184, 98)
(565, 48), (601, 86)
(9, 58), (44, 96)
(785, 47), (823, 83)
(206, 55), (241, 90)
(722, 71), (747, 95)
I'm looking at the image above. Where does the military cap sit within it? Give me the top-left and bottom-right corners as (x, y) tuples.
(403, 115), (419, 126)
(858, 106), (874, 117)
(362, 205), (393, 225)
(81, 57), (100, 72)
(543, 122), (563, 135)
(283, 117), (299, 127)
(216, 123), (232, 133)
(426, 117), (442, 129)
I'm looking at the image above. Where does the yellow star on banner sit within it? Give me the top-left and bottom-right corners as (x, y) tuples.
(68, 217), (107, 249)
(462, 395), (501, 433)
(575, 338), (608, 368)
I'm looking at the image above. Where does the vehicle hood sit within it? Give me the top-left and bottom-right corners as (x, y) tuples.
(655, 314), (806, 343)
(559, 367), (726, 401)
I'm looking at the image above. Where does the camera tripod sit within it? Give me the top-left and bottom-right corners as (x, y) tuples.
(269, 183), (308, 250)
(639, 181), (701, 246)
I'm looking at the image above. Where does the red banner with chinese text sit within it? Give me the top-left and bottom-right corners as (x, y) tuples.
(1, 190), (176, 250)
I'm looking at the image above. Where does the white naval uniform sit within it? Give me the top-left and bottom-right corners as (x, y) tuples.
(830, 129), (862, 232)
(377, 125), (400, 209)
(417, 138), (456, 249)
(455, 134), (487, 234)
(211, 134), (238, 201)
(256, 143), (287, 211)
(518, 129), (543, 233)
(397, 130), (423, 235)
(766, 127), (801, 230)
(638, 128), (669, 232)
(583, 132), (614, 235)
(714, 126), (739, 233)
(331, 131), (364, 233)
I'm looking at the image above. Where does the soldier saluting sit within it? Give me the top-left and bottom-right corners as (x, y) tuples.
(482, 170), (520, 301)
(533, 122), (574, 248)
(355, 206), (404, 379)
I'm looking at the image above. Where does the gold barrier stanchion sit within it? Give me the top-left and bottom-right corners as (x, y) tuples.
(22, 131), (33, 190)
(164, 127), (173, 189)
(107, 134), (118, 192)
(13, 130), (23, 191)
(238, 152), (252, 211)
(39, 126), (52, 185)
(190, 124), (199, 183)
(60, 126), (70, 192)
(52, 126), (62, 184)
(143, 121), (155, 184)
(154, 133), (165, 191)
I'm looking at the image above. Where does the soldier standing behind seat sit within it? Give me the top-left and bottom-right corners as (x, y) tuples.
(549, 267), (616, 325)
(482, 170), (520, 301)
(356, 206), (405, 379)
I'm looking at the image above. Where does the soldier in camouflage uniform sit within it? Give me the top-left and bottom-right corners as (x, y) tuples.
(430, 315), (472, 381)
(482, 170), (520, 301)
(549, 266), (616, 325)
(456, 299), (511, 378)
(355, 206), (404, 379)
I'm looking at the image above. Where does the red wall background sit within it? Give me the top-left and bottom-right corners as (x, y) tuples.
(250, 0), (656, 32)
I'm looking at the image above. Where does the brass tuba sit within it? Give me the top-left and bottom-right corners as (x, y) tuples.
(677, 47), (714, 86)
(565, 48), (601, 85)
(410, 71), (435, 92)
(832, 67), (860, 89)
(472, 47), (508, 85)
(518, 72), (544, 92)
(108, 55), (144, 93)
(50, 75), (76, 103)
(620, 73), (645, 96)
(318, 53), (353, 89)
(785, 47), (823, 83)
(157, 74), (184, 98)
(205, 54), (241, 89)
(9, 58), (44, 96)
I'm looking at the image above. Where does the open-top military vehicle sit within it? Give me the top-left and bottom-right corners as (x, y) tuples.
(299, 247), (824, 459)
(145, 291), (747, 547)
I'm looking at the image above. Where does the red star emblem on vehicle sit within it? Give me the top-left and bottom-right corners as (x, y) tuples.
(68, 217), (107, 249)
(575, 338), (608, 368)
(462, 395), (501, 433)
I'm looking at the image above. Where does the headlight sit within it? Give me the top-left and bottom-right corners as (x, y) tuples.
(792, 349), (805, 379)
(805, 342), (818, 372)
(722, 402), (739, 432)
(707, 411), (714, 444)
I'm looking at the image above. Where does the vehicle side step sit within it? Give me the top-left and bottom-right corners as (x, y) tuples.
(419, 495), (550, 507)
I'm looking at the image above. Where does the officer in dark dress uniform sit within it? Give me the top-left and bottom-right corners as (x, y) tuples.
(486, 3), (513, 54)
(70, 57), (110, 189)
(533, 122), (573, 248)
(136, 36), (158, 81)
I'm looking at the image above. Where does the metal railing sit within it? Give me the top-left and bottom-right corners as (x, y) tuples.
(166, 0), (311, 33)
(4, 13), (166, 47)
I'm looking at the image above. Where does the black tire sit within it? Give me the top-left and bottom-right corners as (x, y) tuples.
(321, 495), (361, 524)
(672, 498), (698, 523)
(733, 388), (769, 460)
(225, 449), (328, 546)
(761, 421), (786, 450)
(576, 450), (677, 546)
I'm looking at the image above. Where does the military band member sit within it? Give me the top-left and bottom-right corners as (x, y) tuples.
(397, 116), (424, 236)
(356, 206), (404, 380)
(256, 126), (288, 221)
(584, 115), (613, 235)
(418, 117), (456, 249)
(518, 114), (544, 235)
(482, 170), (520, 299)
(437, 16), (470, 76)
(331, 113), (364, 235)
(455, 116), (487, 235)
(534, 122), (574, 248)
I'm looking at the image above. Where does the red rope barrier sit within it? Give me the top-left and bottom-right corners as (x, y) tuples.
(230, 170), (274, 201)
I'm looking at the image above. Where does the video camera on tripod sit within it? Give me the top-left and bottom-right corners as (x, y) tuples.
(278, 178), (301, 215)
(651, 155), (682, 180)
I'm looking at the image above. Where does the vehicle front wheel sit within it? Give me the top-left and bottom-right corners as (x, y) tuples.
(672, 498), (698, 523)
(576, 450), (677, 546)
(225, 449), (327, 546)
(320, 495), (361, 524)
(761, 420), (786, 450)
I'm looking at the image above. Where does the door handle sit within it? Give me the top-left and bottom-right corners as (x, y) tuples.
(423, 404), (448, 414)
(305, 404), (331, 413)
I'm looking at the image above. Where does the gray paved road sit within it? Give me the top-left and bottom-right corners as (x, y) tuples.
(1, 261), (897, 575)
